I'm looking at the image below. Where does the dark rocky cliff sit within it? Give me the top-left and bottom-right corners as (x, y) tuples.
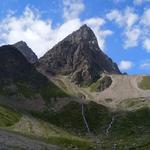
(39, 25), (121, 85)
(13, 41), (38, 64)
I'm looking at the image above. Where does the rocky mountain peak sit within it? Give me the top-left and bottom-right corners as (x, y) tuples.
(39, 25), (121, 85)
(63, 24), (99, 49)
(15, 41), (27, 46)
(13, 41), (38, 64)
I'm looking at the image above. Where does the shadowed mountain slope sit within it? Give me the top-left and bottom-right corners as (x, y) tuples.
(0, 45), (68, 106)
(13, 41), (38, 64)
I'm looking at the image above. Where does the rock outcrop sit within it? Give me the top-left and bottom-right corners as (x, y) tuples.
(39, 25), (121, 85)
(13, 41), (38, 64)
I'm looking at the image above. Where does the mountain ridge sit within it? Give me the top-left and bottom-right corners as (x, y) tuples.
(39, 24), (121, 85)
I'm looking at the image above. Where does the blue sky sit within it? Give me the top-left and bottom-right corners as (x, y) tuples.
(0, 0), (150, 74)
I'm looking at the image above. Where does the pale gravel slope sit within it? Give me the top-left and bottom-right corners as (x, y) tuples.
(94, 75), (150, 109)
(49, 74), (150, 110)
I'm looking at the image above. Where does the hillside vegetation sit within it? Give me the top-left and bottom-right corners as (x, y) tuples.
(0, 105), (21, 127)
(138, 76), (150, 90)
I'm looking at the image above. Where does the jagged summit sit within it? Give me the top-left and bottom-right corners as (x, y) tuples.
(13, 41), (38, 64)
(39, 25), (121, 85)
(62, 24), (99, 49)
(15, 41), (27, 45)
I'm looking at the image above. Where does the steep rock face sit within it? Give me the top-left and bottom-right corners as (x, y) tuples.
(39, 25), (121, 85)
(13, 41), (38, 64)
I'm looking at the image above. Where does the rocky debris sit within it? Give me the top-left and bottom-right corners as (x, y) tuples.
(39, 24), (121, 85)
(13, 41), (38, 64)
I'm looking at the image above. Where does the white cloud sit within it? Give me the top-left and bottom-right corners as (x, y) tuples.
(119, 60), (134, 70)
(0, 7), (53, 57)
(124, 28), (141, 48)
(143, 38), (150, 52)
(106, 10), (123, 26)
(134, 0), (150, 5)
(113, 0), (150, 5)
(109, 2), (150, 52)
(63, 0), (85, 20)
(141, 9), (150, 27)
(106, 7), (138, 29)
(134, 0), (143, 5)
(106, 7), (140, 49)
(0, 6), (112, 57)
(140, 9), (150, 52)
(140, 63), (150, 69)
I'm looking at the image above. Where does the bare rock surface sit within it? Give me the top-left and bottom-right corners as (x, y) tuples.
(39, 25), (121, 85)
(13, 41), (38, 64)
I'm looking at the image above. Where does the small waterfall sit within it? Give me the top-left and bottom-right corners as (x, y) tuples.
(81, 104), (90, 133)
(106, 116), (115, 135)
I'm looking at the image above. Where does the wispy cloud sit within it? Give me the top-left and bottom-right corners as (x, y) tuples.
(113, 0), (150, 5)
(134, 0), (150, 5)
(106, 7), (150, 53)
(119, 60), (134, 71)
(63, 0), (85, 20)
(140, 63), (150, 70)
(106, 7), (140, 49)
(106, 7), (139, 29)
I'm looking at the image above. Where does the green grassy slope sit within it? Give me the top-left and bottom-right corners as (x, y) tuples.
(7, 114), (96, 150)
(138, 76), (150, 90)
(0, 80), (69, 103)
(0, 105), (21, 127)
(34, 103), (150, 137)
(0, 99), (149, 150)
(31, 102), (112, 135)
(30, 101), (150, 149)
